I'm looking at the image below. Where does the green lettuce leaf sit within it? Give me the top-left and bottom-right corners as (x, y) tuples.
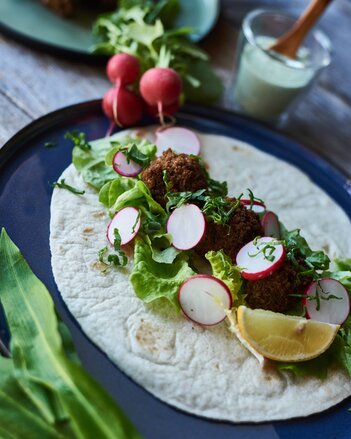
(0, 228), (142, 439)
(99, 177), (137, 208)
(130, 237), (195, 307)
(72, 137), (117, 190)
(112, 181), (167, 228)
(205, 250), (243, 305)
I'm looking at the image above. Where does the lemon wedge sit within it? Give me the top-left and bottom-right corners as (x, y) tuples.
(237, 306), (340, 362)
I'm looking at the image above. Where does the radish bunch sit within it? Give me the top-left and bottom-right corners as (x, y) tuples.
(102, 54), (182, 129)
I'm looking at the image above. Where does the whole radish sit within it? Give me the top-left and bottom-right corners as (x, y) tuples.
(140, 67), (182, 124)
(102, 87), (143, 127)
(106, 53), (140, 86)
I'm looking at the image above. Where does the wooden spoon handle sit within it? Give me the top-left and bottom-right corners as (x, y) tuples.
(270, 0), (333, 59)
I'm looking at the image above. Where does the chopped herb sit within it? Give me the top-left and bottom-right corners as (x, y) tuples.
(280, 225), (330, 278)
(165, 188), (206, 213)
(132, 210), (142, 234)
(143, 219), (162, 234)
(247, 188), (264, 208)
(202, 196), (240, 225)
(98, 229), (128, 269)
(65, 131), (91, 151)
(52, 179), (85, 195)
(196, 158), (228, 197)
(44, 141), (57, 148)
(122, 144), (151, 167)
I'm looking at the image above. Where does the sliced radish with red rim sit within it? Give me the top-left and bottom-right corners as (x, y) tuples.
(304, 278), (350, 325)
(240, 199), (266, 214)
(107, 207), (141, 246)
(179, 274), (232, 326)
(156, 127), (201, 156)
(112, 150), (142, 177)
(236, 236), (285, 280)
(261, 211), (280, 239)
(166, 204), (205, 250)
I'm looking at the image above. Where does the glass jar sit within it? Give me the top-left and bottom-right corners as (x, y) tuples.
(233, 9), (332, 123)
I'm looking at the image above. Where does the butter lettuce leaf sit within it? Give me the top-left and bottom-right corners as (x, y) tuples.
(72, 136), (117, 190)
(130, 238), (195, 307)
(99, 177), (137, 208)
(205, 250), (243, 305)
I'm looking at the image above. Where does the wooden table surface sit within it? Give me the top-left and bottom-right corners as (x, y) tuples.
(1, 0), (350, 176)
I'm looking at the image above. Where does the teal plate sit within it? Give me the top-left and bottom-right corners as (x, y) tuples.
(0, 0), (219, 61)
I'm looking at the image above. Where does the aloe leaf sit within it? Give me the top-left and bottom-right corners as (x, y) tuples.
(0, 229), (142, 439)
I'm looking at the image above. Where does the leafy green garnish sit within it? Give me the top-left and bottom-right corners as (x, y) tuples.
(65, 131), (91, 151)
(52, 179), (85, 195)
(0, 228), (141, 438)
(130, 237), (195, 307)
(72, 136), (118, 190)
(98, 229), (128, 269)
(202, 196), (240, 225)
(91, 1), (222, 104)
(205, 250), (243, 306)
(44, 141), (57, 148)
(280, 224), (330, 277)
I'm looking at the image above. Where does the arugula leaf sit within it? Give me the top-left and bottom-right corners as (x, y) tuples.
(0, 229), (142, 439)
(52, 179), (85, 195)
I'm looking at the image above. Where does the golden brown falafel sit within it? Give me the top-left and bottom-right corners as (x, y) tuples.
(141, 149), (208, 207)
(196, 203), (263, 261)
(245, 262), (311, 313)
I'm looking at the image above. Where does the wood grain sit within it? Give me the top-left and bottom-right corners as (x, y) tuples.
(0, 0), (350, 176)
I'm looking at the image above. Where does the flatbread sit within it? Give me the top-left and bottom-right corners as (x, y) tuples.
(50, 130), (351, 422)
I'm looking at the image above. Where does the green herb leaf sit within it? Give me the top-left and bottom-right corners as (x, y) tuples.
(44, 141), (57, 148)
(130, 237), (195, 308)
(52, 179), (85, 195)
(65, 131), (91, 151)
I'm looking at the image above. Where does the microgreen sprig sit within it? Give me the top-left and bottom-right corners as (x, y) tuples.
(52, 179), (85, 195)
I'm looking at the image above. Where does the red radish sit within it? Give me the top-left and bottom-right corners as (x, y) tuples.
(112, 150), (142, 177)
(236, 237), (285, 280)
(155, 127), (201, 156)
(102, 87), (143, 127)
(106, 53), (140, 86)
(166, 204), (205, 250)
(304, 278), (350, 325)
(178, 274), (232, 326)
(140, 67), (182, 106)
(107, 207), (141, 246)
(240, 199), (266, 214)
(146, 101), (179, 118)
(261, 211), (280, 239)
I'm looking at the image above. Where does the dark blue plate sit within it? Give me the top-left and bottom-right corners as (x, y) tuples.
(0, 101), (350, 439)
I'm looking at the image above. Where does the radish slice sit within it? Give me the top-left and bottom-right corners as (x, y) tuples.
(179, 274), (232, 326)
(240, 199), (266, 214)
(107, 207), (141, 246)
(155, 127), (201, 156)
(261, 211), (280, 239)
(236, 237), (285, 280)
(112, 150), (142, 177)
(305, 278), (350, 325)
(166, 204), (205, 250)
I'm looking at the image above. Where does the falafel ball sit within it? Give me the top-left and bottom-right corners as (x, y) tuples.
(196, 203), (263, 261)
(245, 262), (311, 313)
(141, 149), (208, 207)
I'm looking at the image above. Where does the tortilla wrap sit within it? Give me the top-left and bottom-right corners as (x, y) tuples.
(50, 129), (351, 422)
